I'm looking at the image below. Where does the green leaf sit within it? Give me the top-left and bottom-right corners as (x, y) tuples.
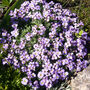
(0, 86), (4, 90)
(79, 30), (83, 36)
(44, 22), (51, 28)
(2, 0), (25, 27)
(9, 0), (13, 4)
(2, 0), (10, 6)
(75, 33), (78, 36)
(31, 20), (42, 26)
(0, 4), (6, 8)
(88, 53), (90, 55)
(85, 29), (88, 32)
(5, 85), (8, 90)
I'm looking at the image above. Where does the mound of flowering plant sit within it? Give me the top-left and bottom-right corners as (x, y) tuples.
(0, 0), (88, 89)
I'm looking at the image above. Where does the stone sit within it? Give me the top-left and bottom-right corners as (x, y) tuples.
(70, 65), (90, 90)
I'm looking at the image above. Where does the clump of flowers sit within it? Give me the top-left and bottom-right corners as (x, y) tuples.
(0, 0), (88, 89)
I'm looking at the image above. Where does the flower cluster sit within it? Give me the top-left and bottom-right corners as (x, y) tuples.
(0, 0), (88, 89)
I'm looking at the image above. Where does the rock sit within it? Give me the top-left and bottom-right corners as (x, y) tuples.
(71, 65), (90, 90)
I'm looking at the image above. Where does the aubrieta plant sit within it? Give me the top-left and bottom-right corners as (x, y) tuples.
(0, 0), (88, 89)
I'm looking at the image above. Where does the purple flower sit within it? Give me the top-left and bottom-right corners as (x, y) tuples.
(62, 59), (69, 65)
(40, 79), (45, 86)
(11, 29), (19, 37)
(19, 38), (26, 49)
(82, 60), (88, 68)
(2, 30), (7, 36)
(67, 63), (74, 71)
(25, 33), (31, 41)
(2, 59), (8, 65)
(21, 66), (27, 72)
(45, 80), (52, 88)
(38, 71), (44, 79)
(62, 72), (68, 79)
(12, 23), (18, 29)
(35, 5), (40, 10)
(43, 10), (50, 18)
(3, 43), (8, 50)
(29, 2), (35, 11)
(76, 65), (81, 72)
(82, 31), (87, 39)
(34, 12), (43, 20)
(21, 78), (28, 85)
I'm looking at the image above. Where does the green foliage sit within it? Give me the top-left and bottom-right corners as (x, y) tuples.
(75, 30), (84, 38)
(2, 0), (11, 6)
(0, 0), (13, 8)
(20, 26), (31, 38)
(0, 4), (6, 8)
(79, 30), (83, 36)
(0, 62), (29, 90)
(0, 0), (25, 28)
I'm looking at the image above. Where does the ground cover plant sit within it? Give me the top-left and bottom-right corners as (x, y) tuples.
(0, 0), (89, 90)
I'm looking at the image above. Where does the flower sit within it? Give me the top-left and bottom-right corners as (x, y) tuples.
(2, 30), (7, 36)
(38, 71), (44, 79)
(21, 78), (28, 85)
(3, 43), (8, 50)
(40, 79), (45, 86)
(25, 33), (31, 41)
(11, 29), (19, 37)
(2, 59), (8, 65)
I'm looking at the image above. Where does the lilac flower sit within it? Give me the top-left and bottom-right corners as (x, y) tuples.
(35, 5), (40, 10)
(25, 33), (31, 41)
(33, 80), (39, 87)
(21, 66), (27, 72)
(76, 52), (85, 58)
(40, 79), (45, 86)
(77, 45), (84, 52)
(64, 42), (71, 48)
(43, 10), (50, 18)
(33, 12), (43, 20)
(82, 31), (87, 39)
(54, 3), (62, 9)
(19, 38), (26, 49)
(67, 53), (73, 60)
(38, 71), (44, 79)
(62, 21), (68, 28)
(30, 54), (35, 59)
(11, 29), (19, 37)
(2, 59), (8, 65)
(21, 1), (29, 7)
(2, 30), (7, 36)
(32, 73), (36, 78)
(67, 63), (74, 71)
(45, 79), (52, 88)
(21, 78), (28, 85)
(3, 43), (8, 50)
(52, 53), (58, 60)
(62, 9), (71, 16)
(76, 65), (81, 72)
(29, 2), (35, 11)
(62, 59), (69, 65)
(63, 72), (68, 79)
(82, 60), (88, 68)
(12, 23), (18, 29)
(42, 69), (48, 75)
(25, 54), (30, 61)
